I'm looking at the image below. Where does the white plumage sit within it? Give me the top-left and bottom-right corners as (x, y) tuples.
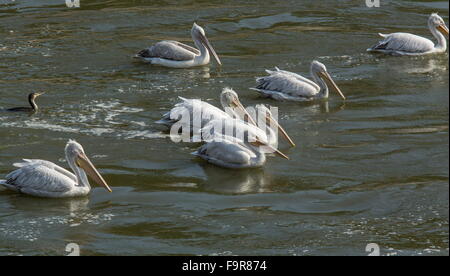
(156, 88), (253, 138)
(0, 140), (112, 198)
(192, 113), (290, 169)
(250, 104), (296, 147)
(367, 13), (449, 56)
(192, 136), (266, 169)
(201, 117), (271, 146)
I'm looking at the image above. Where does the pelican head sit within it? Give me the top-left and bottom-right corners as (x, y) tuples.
(220, 87), (241, 111)
(191, 23), (222, 66)
(220, 87), (256, 125)
(65, 140), (112, 193)
(429, 13), (449, 37)
(311, 61), (346, 100)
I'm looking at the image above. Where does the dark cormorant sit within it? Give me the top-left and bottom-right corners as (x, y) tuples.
(6, 92), (44, 112)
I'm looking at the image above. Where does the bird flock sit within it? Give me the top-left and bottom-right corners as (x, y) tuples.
(0, 13), (448, 198)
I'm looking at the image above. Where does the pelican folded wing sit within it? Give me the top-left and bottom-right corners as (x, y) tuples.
(142, 41), (197, 61)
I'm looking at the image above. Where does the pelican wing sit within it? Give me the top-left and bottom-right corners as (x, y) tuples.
(137, 41), (198, 61)
(2, 160), (76, 197)
(201, 118), (270, 148)
(165, 41), (201, 55)
(254, 68), (320, 98)
(14, 159), (77, 182)
(193, 138), (255, 167)
(368, 33), (435, 54)
(273, 67), (320, 89)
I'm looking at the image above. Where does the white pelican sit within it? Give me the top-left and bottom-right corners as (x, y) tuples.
(6, 92), (44, 113)
(367, 13), (449, 56)
(135, 23), (222, 68)
(0, 140), (112, 198)
(251, 61), (346, 102)
(193, 115), (290, 169)
(156, 88), (254, 135)
(200, 117), (290, 159)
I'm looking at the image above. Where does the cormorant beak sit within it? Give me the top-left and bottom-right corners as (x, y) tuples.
(76, 152), (112, 193)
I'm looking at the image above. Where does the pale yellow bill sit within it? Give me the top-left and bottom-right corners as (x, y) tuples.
(77, 153), (112, 192)
(232, 99), (257, 126)
(321, 71), (346, 100)
(251, 140), (290, 160)
(199, 33), (222, 66)
(437, 24), (449, 37)
(266, 114), (296, 147)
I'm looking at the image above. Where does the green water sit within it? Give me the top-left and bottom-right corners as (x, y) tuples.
(0, 0), (448, 255)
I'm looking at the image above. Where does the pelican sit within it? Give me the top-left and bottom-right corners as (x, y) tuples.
(135, 23), (222, 68)
(6, 92), (44, 113)
(0, 140), (112, 198)
(200, 117), (290, 159)
(367, 13), (449, 56)
(251, 61), (346, 102)
(193, 116), (290, 169)
(156, 88), (254, 136)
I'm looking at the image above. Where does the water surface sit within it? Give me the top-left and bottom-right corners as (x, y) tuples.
(0, 0), (448, 256)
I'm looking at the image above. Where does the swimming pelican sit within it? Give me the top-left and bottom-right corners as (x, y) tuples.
(251, 61), (346, 101)
(0, 140), (112, 198)
(367, 13), (449, 56)
(135, 23), (222, 68)
(6, 92), (44, 113)
(193, 115), (290, 169)
(201, 117), (290, 159)
(156, 88), (254, 135)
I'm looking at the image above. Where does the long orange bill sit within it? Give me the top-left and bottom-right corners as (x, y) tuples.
(199, 33), (222, 66)
(251, 139), (290, 160)
(266, 114), (296, 147)
(77, 153), (112, 193)
(437, 24), (449, 37)
(232, 99), (257, 126)
(321, 71), (346, 100)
